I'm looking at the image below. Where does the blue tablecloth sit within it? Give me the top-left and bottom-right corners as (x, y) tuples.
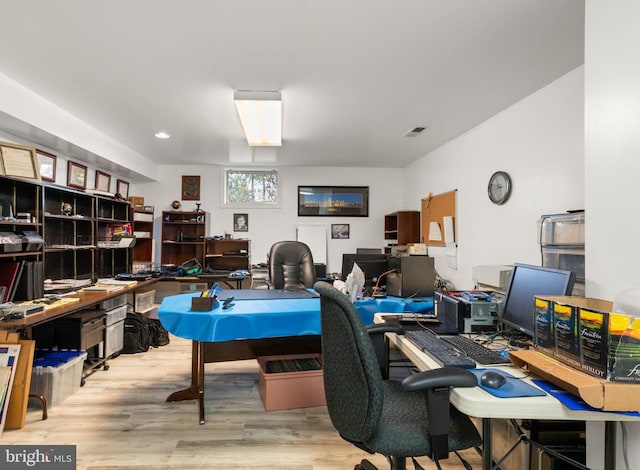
(158, 290), (434, 343)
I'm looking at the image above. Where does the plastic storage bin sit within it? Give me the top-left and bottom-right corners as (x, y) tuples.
(134, 289), (156, 313)
(30, 350), (87, 407)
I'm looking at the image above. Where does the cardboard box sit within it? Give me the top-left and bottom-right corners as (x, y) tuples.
(258, 354), (325, 411)
(535, 296), (640, 383)
(128, 196), (144, 209)
(510, 349), (640, 412)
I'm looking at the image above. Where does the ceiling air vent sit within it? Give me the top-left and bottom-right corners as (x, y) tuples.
(403, 126), (428, 137)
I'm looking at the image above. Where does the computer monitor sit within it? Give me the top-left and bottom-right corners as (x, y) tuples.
(356, 248), (382, 254)
(341, 253), (389, 288)
(500, 263), (576, 338)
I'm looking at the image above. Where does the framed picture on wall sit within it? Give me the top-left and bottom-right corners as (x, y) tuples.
(233, 213), (248, 232)
(37, 149), (57, 182)
(182, 175), (201, 200)
(95, 171), (111, 192)
(67, 161), (87, 189)
(331, 224), (350, 239)
(0, 142), (41, 181)
(298, 186), (369, 217)
(117, 179), (129, 199)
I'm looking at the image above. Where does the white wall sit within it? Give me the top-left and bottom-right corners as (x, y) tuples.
(133, 165), (404, 274)
(404, 67), (585, 289)
(585, 3), (640, 469)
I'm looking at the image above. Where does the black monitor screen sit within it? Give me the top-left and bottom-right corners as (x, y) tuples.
(501, 263), (576, 338)
(341, 253), (388, 287)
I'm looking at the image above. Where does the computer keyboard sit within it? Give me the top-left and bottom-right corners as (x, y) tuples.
(439, 335), (511, 365)
(404, 330), (477, 368)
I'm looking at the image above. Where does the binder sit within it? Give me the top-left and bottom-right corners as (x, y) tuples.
(0, 261), (22, 303)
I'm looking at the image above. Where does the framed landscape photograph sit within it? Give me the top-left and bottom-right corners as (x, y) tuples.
(37, 149), (57, 182)
(67, 161), (87, 189)
(298, 186), (369, 217)
(117, 179), (130, 199)
(95, 171), (111, 192)
(0, 142), (41, 181)
(331, 224), (350, 239)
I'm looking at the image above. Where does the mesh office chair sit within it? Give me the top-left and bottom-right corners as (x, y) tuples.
(314, 281), (482, 470)
(267, 240), (316, 290)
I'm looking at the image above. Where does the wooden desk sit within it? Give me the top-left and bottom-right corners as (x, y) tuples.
(386, 329), (640, 470)
(0, 278), (159, 335)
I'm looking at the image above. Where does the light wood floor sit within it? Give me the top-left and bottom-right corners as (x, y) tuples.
(3, 335), (483, 470)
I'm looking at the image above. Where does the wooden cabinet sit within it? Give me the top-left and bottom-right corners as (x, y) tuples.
(161, 211), (207, 267)
(205, 238), (250, 273)
(131, 208), (154, 272)
(384, 211), (420, 246)
(95, 196), (132, 278)
(43, 184), (96, 282)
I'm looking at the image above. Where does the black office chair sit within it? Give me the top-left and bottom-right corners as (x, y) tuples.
(267, 240), (316, 290)
(314, 281), (482, 470)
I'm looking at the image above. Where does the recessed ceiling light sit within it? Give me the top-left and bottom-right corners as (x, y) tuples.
(154, 131), (171, 139)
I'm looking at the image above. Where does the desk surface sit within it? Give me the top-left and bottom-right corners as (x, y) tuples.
(158, 291), (433, 343)
(389, 328), (640, 422)
(0, 278), (158, 331)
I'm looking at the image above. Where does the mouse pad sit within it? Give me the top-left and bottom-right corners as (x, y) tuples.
(470, 368), (547, 398)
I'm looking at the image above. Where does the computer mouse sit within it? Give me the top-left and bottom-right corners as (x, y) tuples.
(480, 371), (507, 389)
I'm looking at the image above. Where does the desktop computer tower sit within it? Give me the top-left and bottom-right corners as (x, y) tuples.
(385, 255), (435, 297)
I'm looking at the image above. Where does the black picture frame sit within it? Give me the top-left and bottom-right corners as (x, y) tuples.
(233, 213), (248, 232)
(331, 224), (350, 239)
(297, 186), (369, 217)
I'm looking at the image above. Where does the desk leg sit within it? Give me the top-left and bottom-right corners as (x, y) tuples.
(605, 421), (616, 470)
(482, 418), (492, 470)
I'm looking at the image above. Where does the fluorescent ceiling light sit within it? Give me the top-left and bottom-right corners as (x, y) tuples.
(154, 131), (171, 139)
(234, 91), (282, 146)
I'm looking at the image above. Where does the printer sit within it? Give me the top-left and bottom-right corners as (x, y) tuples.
(0, 232), (22, 253)
(21, 231), (44, 251)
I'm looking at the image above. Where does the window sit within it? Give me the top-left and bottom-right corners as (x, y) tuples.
(223, 168), (279, 207)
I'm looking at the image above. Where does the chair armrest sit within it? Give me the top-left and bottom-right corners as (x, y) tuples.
(401, 367), (477, 391)
(365, 324), (403, 335)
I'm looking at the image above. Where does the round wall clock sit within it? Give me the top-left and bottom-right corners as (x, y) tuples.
(488, 171), (512, 205)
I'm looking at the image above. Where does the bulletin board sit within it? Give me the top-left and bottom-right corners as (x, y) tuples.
(421, 190), (456, 246)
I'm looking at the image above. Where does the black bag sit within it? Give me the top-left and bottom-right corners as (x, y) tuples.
(123, 312), (150, 354)
(147, 318), (170, 347)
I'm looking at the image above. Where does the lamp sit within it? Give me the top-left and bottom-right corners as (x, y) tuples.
(234, 91), (282, 146)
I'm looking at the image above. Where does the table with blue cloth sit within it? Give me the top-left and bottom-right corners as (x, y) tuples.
(157, 289), (433, 423)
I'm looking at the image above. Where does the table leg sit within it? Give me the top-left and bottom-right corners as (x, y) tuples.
(166, 340), (206, 424)
(482, 418), (492, 470)
(605, 421), (617, 470)
(166, 341), (202, 396)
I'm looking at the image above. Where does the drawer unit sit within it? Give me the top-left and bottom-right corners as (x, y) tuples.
(104, 320), (124, 357)
(51, 310), (106, 351)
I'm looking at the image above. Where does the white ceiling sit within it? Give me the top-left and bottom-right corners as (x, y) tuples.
(0, 0), (584, 174)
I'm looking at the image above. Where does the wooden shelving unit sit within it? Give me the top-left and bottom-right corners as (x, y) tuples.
(95, 195), (132, 278)
(43, 184), (96, 282)
(0, 176), (43, 301)
(384, 211), (420, 246)
(160, 211), (207, 267)
(205, 238), (250, 272)
(131, 208), (154, 272)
